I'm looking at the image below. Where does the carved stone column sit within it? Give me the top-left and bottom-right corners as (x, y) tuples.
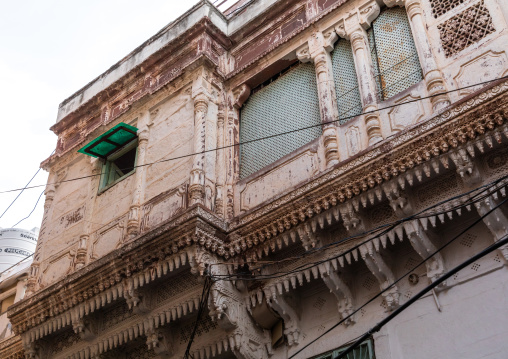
(127, 125), (150, 237)
(26, 174), (56, 296)
(297, 31), (340, 166)
(190, 92), (210, 205)
(385, 0), (451, 111)
(215, 107), (226, 218)
(225, 85), (250, 219)
(349, 28), (383, 145)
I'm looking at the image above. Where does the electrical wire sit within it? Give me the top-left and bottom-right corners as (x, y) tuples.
(0, 154), (504, 283)
(183, 275), (214, 359)
(12, 189), (45, 227)
(335, 233), (508, 359)
(0, 168), (41, 219)
(1, 75), (507, 195)
(287, 195), (508, 358)
(0, 149), (54, 221)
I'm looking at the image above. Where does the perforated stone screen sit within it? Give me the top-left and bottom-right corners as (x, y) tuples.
(438, 0), (495, 57)
(331, 39), (363, 124)
(368, 7), (423, 100)
(240, 63), (322, 179)
(430, 0), (466, 18)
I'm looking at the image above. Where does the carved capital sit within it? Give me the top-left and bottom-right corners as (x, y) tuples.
(405, 0), (423, 19)
(349, 28), (368, 53)
(233, 84), (251, 109)
(296, 44), (312, 63)
(382, 0), (406, 8)
(137, 128), (149, 145)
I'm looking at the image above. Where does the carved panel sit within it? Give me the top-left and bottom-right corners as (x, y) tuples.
(485, 147), (508, 177)
(416, 173), (461, 209)
(48, 330), (81, 356)
(97, 302), (135, 333)
(178, 316), (218, 345)
(155, 271), (199, 305)
(454, 50), (508, 96)
(141, 185), (187, 232)
(40, 249), (75, 286)
(388, 94), (425, 132)
(438, 1), (495, 57)
(91, 216), (126, 259)
(346, 126), (362, 156)
(240, 149), (319, 211)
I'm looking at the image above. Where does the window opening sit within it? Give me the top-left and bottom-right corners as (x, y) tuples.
(312, 338), (375, 359)
(99, 139), (138, 191)
(239, 62), (321, 179)
(331, 39), (363, 124)
(368, 7), (423, 101)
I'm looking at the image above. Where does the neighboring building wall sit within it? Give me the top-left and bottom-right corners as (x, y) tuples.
(6, 0), (508, 358)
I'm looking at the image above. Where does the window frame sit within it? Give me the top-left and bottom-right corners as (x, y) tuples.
(98, 138), (138, 194)
(311, 339), (375, 359)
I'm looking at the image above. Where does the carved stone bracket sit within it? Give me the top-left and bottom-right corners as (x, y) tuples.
(475, 196), (508, 262)
(71, 317), (96, 341)
(360, 250), (399, 310)
(403, 221), (446, 283)
(264, 292), (300, 346)
(450, 149), (481, 187)
(207, 255), (270, 358)
(384, 182), (446, 284)
(233, 84), (251, 110)
(145, 327), (173, 358)
(319, 264), (355, 325)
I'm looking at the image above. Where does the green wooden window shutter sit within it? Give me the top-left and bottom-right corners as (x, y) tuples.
(368, 7), (423, 100)
(331, 39), (363, 124)
(240, 63), (322, 179)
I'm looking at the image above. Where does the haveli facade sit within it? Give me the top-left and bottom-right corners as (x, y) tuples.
(3, 0), (508, 358)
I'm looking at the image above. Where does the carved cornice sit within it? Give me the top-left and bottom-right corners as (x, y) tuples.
(0, 336), (24, 359)
(8, 205), (226, 337)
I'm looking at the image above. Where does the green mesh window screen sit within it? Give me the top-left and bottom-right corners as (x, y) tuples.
(239, 63), (322, 179)
(312, 339), (375, 359)
(331, 39), (363, 124)
(368, 7), (423, 100)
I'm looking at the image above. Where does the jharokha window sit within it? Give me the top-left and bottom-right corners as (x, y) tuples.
(78, 122), (138, 192)
(239, 63), (321, 179)
(331, 38), (363, 124)
(368, 7), (423, 101)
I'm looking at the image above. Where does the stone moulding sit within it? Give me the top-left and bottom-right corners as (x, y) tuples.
(0, 336), (24, 359)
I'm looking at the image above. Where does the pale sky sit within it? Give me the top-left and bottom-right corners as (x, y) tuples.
(0, 0), (236, 231)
